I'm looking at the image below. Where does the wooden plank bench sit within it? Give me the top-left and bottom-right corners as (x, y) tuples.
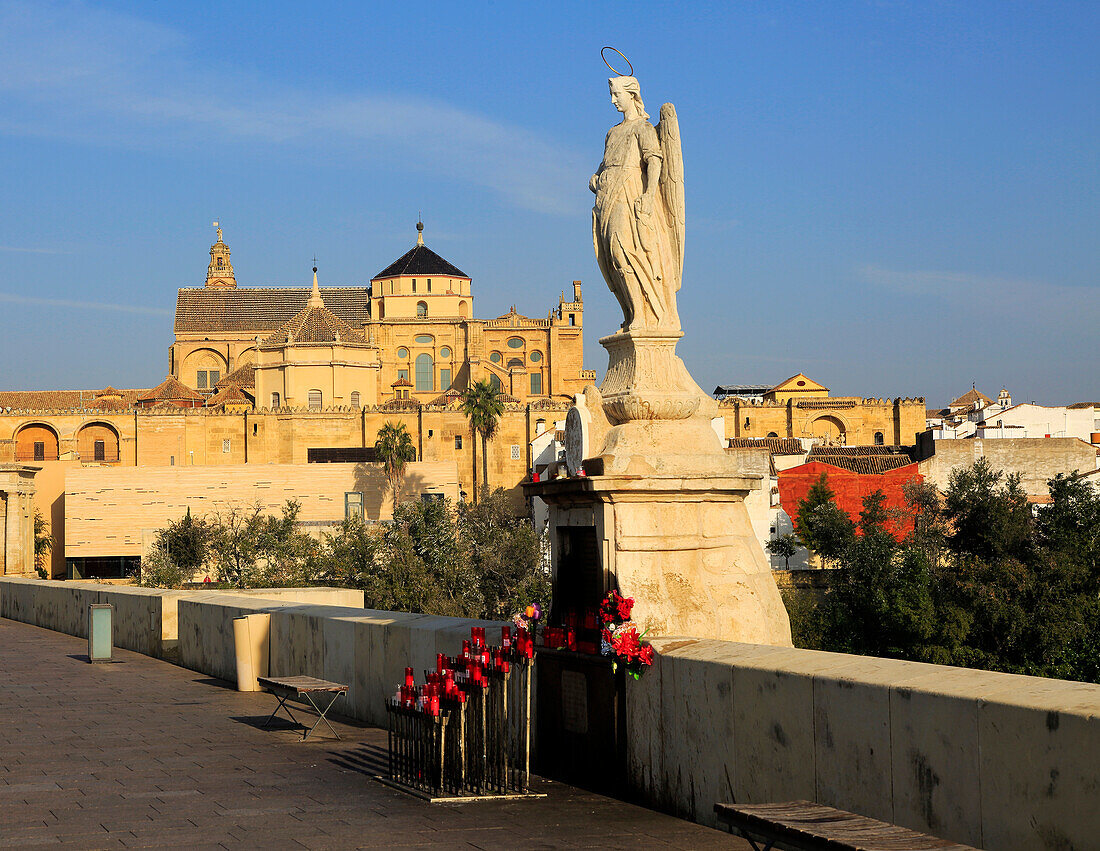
(714, 801), (979, 851)
(258, 676), (348, 742)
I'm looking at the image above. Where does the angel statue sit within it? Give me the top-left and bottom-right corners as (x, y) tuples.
(590, 71), (685, 334)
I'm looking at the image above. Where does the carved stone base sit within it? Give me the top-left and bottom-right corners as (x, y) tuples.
(598, 331), (716, 424)
(526, 474), (793, 645)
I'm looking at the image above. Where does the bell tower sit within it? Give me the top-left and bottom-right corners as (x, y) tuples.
(205, 221), (237, 289)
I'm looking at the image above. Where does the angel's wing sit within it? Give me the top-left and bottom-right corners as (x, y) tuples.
(656, 102), (685, 289)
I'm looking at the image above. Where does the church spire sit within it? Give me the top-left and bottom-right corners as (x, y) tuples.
(205, 221), (237, 288)
(416, 217), (424, 246)
(308, 263), (324, 307)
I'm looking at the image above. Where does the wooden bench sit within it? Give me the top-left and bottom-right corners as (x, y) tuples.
(714, 801), (978, 851)
(258, 676), (348, 742)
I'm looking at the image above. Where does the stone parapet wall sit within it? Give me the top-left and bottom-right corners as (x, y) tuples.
(3, 577), (1098, 849)
(0, 578), (363, 660)
(629, 637), (1100, 850)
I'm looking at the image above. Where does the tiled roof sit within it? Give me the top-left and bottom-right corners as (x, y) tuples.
(1067, 402), (1100, 409)
(96, 386), (122, 397)
(810, 456), (917, 475)
(728, 437), (805, 455)
(0, 389), (146, 410)
(206, 385), (253, 407)
(807, 445), (915, 459)
(430, 389), (463, 406)
(949, 388), (993, 409)
(714, 384), (772, 395)
(138, 376), (206, 404)
(174, 287), (371, 333)
(392, 377), (413, 387)
(262, 304), (367, 346)
(373, 244), (468, 280)
(216, 363), (255, 390)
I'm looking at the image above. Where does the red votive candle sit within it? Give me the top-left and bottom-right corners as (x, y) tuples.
(462, 640), (471, 660)
(502, 625), (512, 648)
(404, 666), (414, 687)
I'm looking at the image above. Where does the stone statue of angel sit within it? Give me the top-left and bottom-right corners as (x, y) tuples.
(590, 75), (685, 334)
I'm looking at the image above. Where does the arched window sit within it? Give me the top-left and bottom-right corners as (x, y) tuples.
(489, 373), (502, 391)
(766, 432), (779, 438)
(415, 354), (434, 392)
(271, 392), (280, 409)
(874, 431), (884, 445)
(508, 357), (524, 368)
(15, 424), (59, 462)
(459, 300), (469, 318)
(350, 391), (360, 409)
(308, 389), (322, 410)
(77, 423), (120, 463)
(535, 419), (546, 434)
(416, 301), (428, 318)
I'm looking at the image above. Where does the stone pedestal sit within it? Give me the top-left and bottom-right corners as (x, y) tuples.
(528, 470), (792, 645)
(534, 327), (792, 644)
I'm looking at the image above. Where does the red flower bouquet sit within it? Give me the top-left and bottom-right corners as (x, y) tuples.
(598, 589), (653, 679)
(599, 589), (634, 626)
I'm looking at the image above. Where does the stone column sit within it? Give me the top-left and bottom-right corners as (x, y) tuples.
(0, 465), (40, 576)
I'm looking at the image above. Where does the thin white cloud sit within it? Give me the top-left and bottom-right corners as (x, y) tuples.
(0, 1), (587, 215)
(0, 245), (70, 254)
(857, 264), (1100, 327)
(0, 292), (171, 316)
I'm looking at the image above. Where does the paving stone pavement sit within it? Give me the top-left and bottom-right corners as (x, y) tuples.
(0, 618), (747, 849)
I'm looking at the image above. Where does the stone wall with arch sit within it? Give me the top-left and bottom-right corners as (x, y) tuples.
(76, 422), (121, 463)
(14, 423), (60, 462)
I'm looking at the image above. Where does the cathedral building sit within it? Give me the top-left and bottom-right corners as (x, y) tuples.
(170, 223), (587, 406)
(0, 223), (590, 577)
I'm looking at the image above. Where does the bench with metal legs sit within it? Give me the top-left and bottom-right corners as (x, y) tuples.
(257, 676), (349, 742)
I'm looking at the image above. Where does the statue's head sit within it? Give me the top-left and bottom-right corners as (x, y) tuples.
(608, 76), (649, 121)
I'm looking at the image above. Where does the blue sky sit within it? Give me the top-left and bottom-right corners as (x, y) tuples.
(0, 0), (1096, 407)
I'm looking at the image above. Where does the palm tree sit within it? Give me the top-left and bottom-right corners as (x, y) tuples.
(375, 421), (417, 507)
(461, 379), (505, 500)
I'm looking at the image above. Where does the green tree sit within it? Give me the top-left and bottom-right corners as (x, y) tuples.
(794, 473), (855, 565)
(374, 421), (417, 505)
(161, 507), (209, 572)
(460, 379), (505, 500)
(136, 507), (210, 588)
(459, 488), (550, 619)
(766, 533), (799, 569)
(33, 510), (53, 577)
(943, 457), (1033, 563)
(206, 500), (320, 587)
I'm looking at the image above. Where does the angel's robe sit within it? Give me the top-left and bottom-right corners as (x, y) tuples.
(592, 117), (680, 333)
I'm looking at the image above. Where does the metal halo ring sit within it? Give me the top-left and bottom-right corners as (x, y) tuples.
(601, 46), (634, 78)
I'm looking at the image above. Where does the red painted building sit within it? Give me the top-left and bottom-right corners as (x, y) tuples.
(778, 459), (923, 541)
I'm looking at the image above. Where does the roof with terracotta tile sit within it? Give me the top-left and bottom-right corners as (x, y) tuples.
(174, 287), (371, 334)
(216, 362), (256, 390)
(727, 437), (805, 455)
(0, 389), (147, 410)
(808, 456), (918, 475)
(138, 376), (206, 404)
(205, 385), (254, 407)
(262, 303), (367, 346)
(949, 388), (993, 409)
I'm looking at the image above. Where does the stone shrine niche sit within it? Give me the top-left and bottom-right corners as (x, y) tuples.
(554, 526), (603, 617)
